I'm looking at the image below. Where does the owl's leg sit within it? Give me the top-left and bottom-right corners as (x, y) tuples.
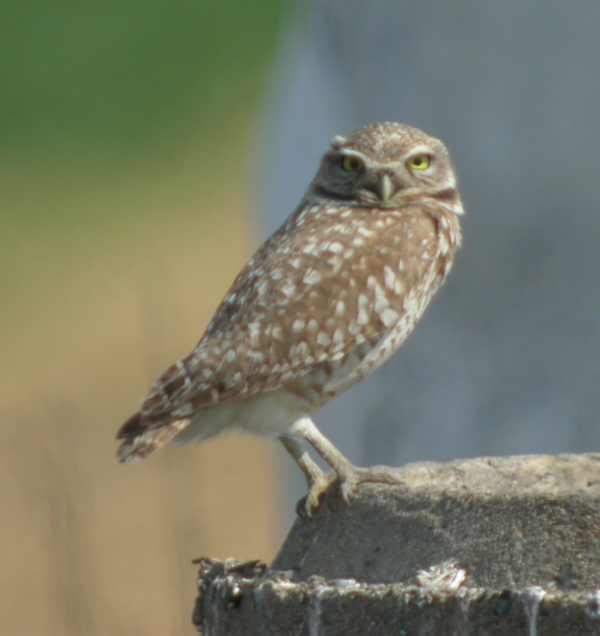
(279, 436), (335, 517)
(291, 416), (399, 507)
(279, 436), (323, 485)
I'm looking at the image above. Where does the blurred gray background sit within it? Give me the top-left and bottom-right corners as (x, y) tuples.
(257, 0), (600, 504)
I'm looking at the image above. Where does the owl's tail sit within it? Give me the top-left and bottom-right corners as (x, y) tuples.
(116, 411), (191, 463)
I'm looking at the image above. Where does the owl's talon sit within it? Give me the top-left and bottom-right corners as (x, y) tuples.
(299, 467), (400, 516)
(299, 471), (337, 517)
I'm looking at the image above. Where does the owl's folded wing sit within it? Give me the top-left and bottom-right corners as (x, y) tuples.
(132, 203), (444, 427)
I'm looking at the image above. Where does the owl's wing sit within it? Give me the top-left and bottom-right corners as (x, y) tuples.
(130, 203), (448, 427)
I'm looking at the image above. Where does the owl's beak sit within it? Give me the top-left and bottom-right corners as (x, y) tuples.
(380, 174), (394, 203)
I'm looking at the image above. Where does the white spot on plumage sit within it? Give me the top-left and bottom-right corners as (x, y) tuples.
(357, 294), (370, 326)
(302, 240), (317, 254)
(379, 308), (400, 329)
(348, 320), (361, 336)
(296, 341), (310, 357)
(327, 255), (344, 272)
(303, 269), (323, 285)
(373, 283), (390, 313)
(317, 331), (331, 346)
(292, 318), (305, 333)
(247, 349), (265, 362)
(222, 350), (236, 363)
(383, 265), (396, 290)
(328, 241), (344, 253)
(315, 350), (329, 363)
(335, 301), (345, 317)
(403, 293), (417, 312)
(248, 321), (261, 346)
(332, 328), (345, 346)
(307, 319), (319, 334)
(256, 280), (269, 297)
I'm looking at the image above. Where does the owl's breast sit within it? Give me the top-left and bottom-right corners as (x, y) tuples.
(286, 266), (445, 409)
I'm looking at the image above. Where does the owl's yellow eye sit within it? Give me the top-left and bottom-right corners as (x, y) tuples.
(408, 155), (431, 170)
(342, 156), (365, 172)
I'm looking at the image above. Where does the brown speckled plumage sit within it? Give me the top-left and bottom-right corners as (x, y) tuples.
(117, 122), (464, 513)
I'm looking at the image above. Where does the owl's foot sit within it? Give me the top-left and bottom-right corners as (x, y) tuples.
(280, 435), (332, 517)
(289, 418), (403, 513)
(298, 470), (337, 518)
(299, 466), (401, 516)
(337, 465), (401, 504)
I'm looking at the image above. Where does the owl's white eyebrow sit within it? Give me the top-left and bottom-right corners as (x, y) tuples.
(332, 149), (367, 161)
(405, 145), (434, 158)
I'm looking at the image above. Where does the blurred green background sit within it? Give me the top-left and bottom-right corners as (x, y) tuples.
(0, 3), (289, 635)
(1, 1), (286, 311)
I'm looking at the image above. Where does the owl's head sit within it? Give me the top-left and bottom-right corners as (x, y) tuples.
(311, 122), (459, 208)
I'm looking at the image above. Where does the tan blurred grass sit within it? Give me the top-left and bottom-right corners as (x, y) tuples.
(0, 153), (283, 635)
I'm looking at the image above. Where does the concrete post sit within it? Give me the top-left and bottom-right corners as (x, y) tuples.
(194, 454), (600, 635)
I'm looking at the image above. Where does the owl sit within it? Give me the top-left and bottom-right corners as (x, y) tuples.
(117, 122), (464, 515)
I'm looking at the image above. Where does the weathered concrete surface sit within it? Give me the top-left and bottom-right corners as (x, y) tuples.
(194, 562), (600, 636)
(194, 454), (600, 635)
(274, 454), (600, 589)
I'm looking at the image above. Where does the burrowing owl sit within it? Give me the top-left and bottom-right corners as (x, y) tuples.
(117, 122), (464, 514)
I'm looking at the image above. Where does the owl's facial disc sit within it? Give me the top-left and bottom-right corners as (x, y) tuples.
(314, 136), (455, 207)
